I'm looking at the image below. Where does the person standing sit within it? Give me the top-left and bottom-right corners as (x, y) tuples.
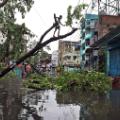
(14, 64), (22, 80)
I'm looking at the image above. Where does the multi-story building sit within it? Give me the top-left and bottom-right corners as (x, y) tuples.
(96, 15), (120, 40)
(90, 15), (120, 74)
(58, 40), (80, 71)
(80, 14), (98, 69)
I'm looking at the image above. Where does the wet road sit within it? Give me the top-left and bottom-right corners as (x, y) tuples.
(0, 78), (120, 120)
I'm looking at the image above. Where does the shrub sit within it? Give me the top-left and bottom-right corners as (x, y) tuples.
(23, 70), (112, 94)
(54, 70), (112, 94)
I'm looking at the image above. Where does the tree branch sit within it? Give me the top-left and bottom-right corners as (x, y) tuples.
(0, 0), (8, 8)
(42, 28), (77, 47)
(0, 23), (77, 78)
(37, 23), (57, 44)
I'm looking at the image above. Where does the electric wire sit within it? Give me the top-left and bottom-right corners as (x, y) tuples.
(32, 7), (47, 28)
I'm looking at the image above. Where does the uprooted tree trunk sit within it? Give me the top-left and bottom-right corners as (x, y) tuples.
(0, 20), (77, 78)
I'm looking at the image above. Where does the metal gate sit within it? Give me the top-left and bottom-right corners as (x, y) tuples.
(109, 48), (120, 76)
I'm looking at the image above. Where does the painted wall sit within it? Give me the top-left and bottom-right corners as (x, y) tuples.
(108, 41), (120, 76)
(80, 14), (98, 68)
(97, 15), (120, 40)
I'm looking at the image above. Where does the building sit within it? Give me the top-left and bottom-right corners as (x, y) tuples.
(88, 15), (120, 76)
(58, 40), (80, 71)
(51, 50), (59, 67)
(87, 15), (120, 72)
(97, 15), (120, 40)
(80, 14), (98, 69)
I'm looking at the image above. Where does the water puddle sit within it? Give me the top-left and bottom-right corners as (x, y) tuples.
(0, 79), (120, 120)
(20, 90), (80, 120)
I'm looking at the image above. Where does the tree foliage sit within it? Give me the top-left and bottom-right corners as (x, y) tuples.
(0, 0), (8, 8)
(66, 4), (88, 26)
(0, 19), (77, 77)
(0, 0), (34, 62)
(0, 1), (77, 77)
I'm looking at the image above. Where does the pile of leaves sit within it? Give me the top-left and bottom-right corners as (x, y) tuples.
(54, 71), (112, 94)
(0, 71), (16, 81)
(24, 70), (112, 94)
(23, 73), (53, 90)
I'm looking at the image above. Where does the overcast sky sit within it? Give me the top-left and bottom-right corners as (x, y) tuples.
(16, 0), (91, 53)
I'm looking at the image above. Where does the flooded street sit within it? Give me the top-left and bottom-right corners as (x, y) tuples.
(21, 90), (80, 120)
(0, 79), (120, 120)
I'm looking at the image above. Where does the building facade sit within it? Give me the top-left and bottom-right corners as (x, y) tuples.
(88, 15), (120, 72)
(58, 40), (80, 71)
(80, 14), (98, 69)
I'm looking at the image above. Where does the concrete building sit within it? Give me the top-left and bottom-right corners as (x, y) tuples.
(90, 15), (120, 74)
(87, 15), (120, 72)
(97, 15), (120, 40)
(80, 14), (98, 69)
(58, 40), (80, 71)
(89, 15), (120, 47)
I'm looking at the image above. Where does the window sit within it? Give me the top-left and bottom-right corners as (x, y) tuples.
(86, 20), (90, 25)
(73, 56), (77, 60)
(67, 56), (71, 60)
(82, 54), (85, 61)
(94, 31), (98, 35)
(86, 39), (90, 46)
(82, 43), (85, 50)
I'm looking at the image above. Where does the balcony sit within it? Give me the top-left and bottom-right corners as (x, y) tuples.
(90, 21), (96, 29)
(85, 33), (93, 40)
(85, 20), (96, 29)
(85, 21), (90, 29)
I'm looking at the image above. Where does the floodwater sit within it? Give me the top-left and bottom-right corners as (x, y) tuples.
(0, 79), (120, 120)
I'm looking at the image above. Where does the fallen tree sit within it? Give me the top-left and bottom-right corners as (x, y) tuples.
(0, 17), (77, 78)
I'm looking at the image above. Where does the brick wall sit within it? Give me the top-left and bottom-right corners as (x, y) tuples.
(98, 15), (120, 39)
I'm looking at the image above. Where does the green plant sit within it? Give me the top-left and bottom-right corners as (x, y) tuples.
(54, 70), (112, 94)
(23, 73), (53, 90)
(23, 70), (112, 94)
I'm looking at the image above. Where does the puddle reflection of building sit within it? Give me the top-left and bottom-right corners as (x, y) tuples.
(0, 78), (22, 120)
(107, 90), (120, 120)
(21, 91), (45, 120)
(0, 105), (3, 120)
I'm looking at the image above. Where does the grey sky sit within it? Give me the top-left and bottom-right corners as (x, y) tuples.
(16, 0), (91, 53)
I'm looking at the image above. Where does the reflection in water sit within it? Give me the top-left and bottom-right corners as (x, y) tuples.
(57, 90), (120, 120)
(0, 78), (120, 120)
(0, 78), (22, 120)
(21, 90), (80, 120)
(20, 90), (120, 120)
(107, 90), (120, 120)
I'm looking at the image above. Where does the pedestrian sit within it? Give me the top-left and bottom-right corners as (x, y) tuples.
(26, 64), (32, 73)
(14, 64), (22, 80)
